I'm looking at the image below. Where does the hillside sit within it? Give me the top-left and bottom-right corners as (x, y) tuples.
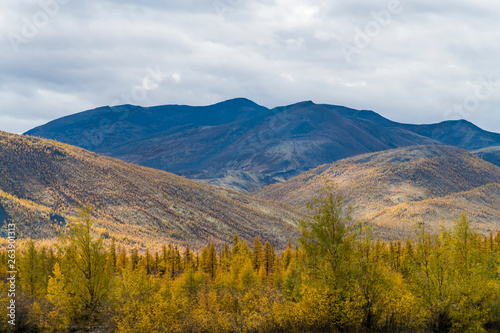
(254, 145), (500, 238)
(369, 183), (500, 240)
(0, 131), (301, 249)
(25, 99), (500, 193)
(472, 145), (500, 167)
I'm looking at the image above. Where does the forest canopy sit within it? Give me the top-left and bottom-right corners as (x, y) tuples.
(1, 190), (500, 332)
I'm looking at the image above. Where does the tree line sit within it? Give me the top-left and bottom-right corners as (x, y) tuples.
(2, 190), (500, 332)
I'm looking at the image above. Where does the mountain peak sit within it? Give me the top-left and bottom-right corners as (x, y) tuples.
(289, 100), (316, 108)
(212, 97), (266, 109)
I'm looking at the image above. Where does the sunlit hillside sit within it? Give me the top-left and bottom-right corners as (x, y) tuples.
(254, 145), (500, 239)
(0, 131), (301, 249)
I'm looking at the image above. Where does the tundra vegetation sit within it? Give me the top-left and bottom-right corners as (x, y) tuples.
(2, 190), (500, 332)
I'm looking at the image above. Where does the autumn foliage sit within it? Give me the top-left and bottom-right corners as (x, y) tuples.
(2, 197), (500, 332)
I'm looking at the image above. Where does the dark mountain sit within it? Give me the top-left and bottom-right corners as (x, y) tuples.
(401, 120), (500, 150)
(472, 146), (500, 167)
(26, 98), (500, 192)
(254, 145), (500, 239)
(0, 131), (300, 249)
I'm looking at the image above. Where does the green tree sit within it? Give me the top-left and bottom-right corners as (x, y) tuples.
(355, 230), (392, 331)
(448, 214), (500, 331)
(60, 206), (111, 324)
(298, 184), (361, 329)
(299, 185), (356, 275)
(410, 222), (454, 332)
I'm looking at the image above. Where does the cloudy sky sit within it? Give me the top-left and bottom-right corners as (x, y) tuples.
(1, 0), (499, 134)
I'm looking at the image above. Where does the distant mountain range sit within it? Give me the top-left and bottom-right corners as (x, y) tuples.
(254, 145), (500, 240)
(4, 97), (500, 245)
(25, 98), (500, 193)
(0, 131), (300, 249)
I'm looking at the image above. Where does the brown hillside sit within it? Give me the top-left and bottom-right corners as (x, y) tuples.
(254, 145), (500, 238)
(369, 183), (500, 240)
(0, 131), (301, 249)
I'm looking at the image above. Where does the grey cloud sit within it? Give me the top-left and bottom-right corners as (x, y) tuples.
(0, 0), (499, 134)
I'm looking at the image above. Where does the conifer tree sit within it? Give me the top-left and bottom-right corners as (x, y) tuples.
(130, 248), (140, 271)
(252, 237), (263, 271)
(47, 263), (70, 330)
(209, 242), (218, 279)
(154, 251), (160, 273)
(183, 242), (193, 269)
(281, 244), (293, 271)
(19, 240), (45, 297)
(262, 241), (275, 276)
(232, 234), (240, 257)
(116, 245), (128, 274)
(108, 239), (117, 273)
(241, 240), (251, 259)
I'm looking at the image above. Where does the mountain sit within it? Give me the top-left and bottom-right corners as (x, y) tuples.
(253, 145), (500, 239)
(25, 99), (500, 193)
(0, 131), (301, 249)
(472, 145), (500, 167)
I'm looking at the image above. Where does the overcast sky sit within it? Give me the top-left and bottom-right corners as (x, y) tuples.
(1, 0), (499, 134)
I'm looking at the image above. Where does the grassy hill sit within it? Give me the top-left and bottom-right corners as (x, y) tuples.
(254, 145), (500, 239)
(0, 131), (301, 249)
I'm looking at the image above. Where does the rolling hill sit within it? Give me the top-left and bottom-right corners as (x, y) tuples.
(0, 131), (301, 249)
(254, 145), (500, 239)
(25, 99), (500, 193)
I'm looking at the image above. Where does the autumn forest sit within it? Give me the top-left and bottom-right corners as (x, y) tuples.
(2, 189), (500, 333)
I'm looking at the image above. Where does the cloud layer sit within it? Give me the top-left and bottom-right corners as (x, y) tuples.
(1, 0), (499, 134)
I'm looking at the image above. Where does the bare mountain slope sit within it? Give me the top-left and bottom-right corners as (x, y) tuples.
(369, 183), (500, 240)
(0, 131), (300, 248)
(254, 145), (500, 238)
(26, 99), (500, 192)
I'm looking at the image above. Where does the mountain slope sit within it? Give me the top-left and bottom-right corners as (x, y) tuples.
(0, 131), (300, 249)
(472, 146), (500, 167)
(26, 99), (500, 192)
(369, 183), (500, 240)
(254, 145), (500, 238)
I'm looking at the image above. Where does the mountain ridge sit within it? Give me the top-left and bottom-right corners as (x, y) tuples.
(25, 98), (500, 192)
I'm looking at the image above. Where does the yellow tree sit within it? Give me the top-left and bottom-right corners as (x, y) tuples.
(252, 237), (263, 271)
(19, 240), (45, 297)
(262, 241), (275, 277)
(46, 263), (71, 330)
